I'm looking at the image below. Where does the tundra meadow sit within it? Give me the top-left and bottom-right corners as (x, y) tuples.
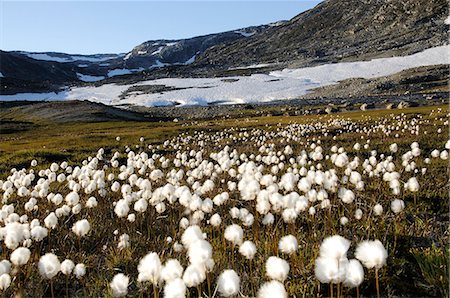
(0, 106), (448, 297)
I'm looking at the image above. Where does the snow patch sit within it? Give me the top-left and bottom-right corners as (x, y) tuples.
(0, 91), (68, 101)
(77, 73), (105, 82)
(229, 63), (273, 70)
(151, 47), (164, 56)
(269, 21), (286, 27)
(270, 45), (449, 83)
(123, 52), (133, 60)
(2, 45), (448, 107)
(234, 30), (255, 37)
(24, 53), (118, 63)
(0, 72), (4, 78)
(184, 55), (196, 65)
(69, 55), (117, 62)
(107, 67), (145, 77)
(107, 68), (133, 77)
(150, 60), (166, 68)
(25, 53), (71, 62)
(151, 43), (178, 56)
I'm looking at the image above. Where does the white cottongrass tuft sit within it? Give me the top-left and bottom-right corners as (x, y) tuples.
(278, 235), (298, 254)
(86, 197), (98, 208)
(391, 199), (405, 214)
(257, 280), (287, 298)
(217, 269), (240, 297)
(209, 213), (222, 227)
(44, 212), (58, 229)
(355, 240), (388, 269)
(161, 259), (184, 283)
(314, 256), (347, 284)
(110, 273), (129, 297)
(343, 259), (364, 288)
(181, 225), (204, 249)
(0, 273), (11, 290)
(10, 247), (31, 266)
(0, 260), (11, 276)
(224, 224), (243, 246)
(72, 219), (90, 237)
(74, 263), (86, 279)
(373, 204), (383, 216)
(137, 252), (161, 285)
(188, 240), (213, 265)
(164, 278), (186, 298)
(182, 263), (206, 287)
(118, 234), (130, 250)
(61, 259), (75, 275)
(265, 256), (290, 282)
(319, 235), (350, 260)
(38, 253), (61, 279)
(31, 226), (48, 242)
(405, 177), (419, 192)
(114, 199), (130, 218)
(239, 240), (257, 260)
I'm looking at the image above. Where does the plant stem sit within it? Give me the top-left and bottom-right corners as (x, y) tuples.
(66, 276), (69, 298)
(153, 283), (158, 298)
(376, 269), (380, 298)
(207, 272), (211, 297)
(250, 259), (255, 298)
(51, 279), (54, 298)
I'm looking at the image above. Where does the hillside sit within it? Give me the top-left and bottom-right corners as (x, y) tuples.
(0, 100), (159, 124)
(196, 0), (448, 68)
(0, 51), (80, 94)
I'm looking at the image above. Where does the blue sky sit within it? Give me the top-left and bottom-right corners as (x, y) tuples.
(0, 1), (321, 54)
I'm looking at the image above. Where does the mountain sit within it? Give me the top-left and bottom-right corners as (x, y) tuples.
(0, 51), (80, 94)
(0, 23), (281, 94)
(13, 52), (123, 64)
(196, 0), (448, 68)
(0, 0), (447, 96)
(117, 24), (277, 69)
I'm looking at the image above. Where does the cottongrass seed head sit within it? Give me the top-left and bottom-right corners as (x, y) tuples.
(110, 273), (129, 297)
(217, 269), (240, 297)
(265, 256), (290, 282)
(258, 280), (287, 298)
(278, 235), (298, 254)
(355, 240), (388, 269)
(164, 278), (186, 298)
(38, 253), (61, 279)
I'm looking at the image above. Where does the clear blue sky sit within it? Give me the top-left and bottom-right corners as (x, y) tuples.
(0, 1), (321, 54)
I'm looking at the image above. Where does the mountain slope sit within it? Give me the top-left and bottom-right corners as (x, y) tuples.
(0, 23), (280, 92)
(117, 24), (276, 69)
(0, 51), (81, 94)
(196, 0), (448, 68)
